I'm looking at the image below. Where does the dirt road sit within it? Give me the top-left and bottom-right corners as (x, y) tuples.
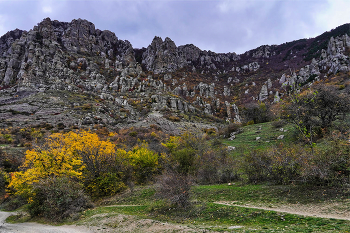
(0, 211), (93, 233)
(214, 201), (350, 221)
(0, 211), (204, 233)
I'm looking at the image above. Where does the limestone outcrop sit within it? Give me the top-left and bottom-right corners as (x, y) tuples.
(141, 36), (239, 73)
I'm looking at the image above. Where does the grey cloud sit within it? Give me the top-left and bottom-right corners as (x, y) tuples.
(0, 0), (347, 54)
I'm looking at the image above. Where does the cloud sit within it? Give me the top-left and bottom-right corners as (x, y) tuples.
(40, 0), (55, 14)
(314, 0), (350, 30)
(0, 15), (7, 36)
(0, 0), (348, 55)
(217, 0), (257, 13)
(42, 6), (52, 14)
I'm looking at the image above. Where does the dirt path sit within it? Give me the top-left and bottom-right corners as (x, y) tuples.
(0, 210), (211, 233)
(214, 201), (350, 221)
(0, 211), (93, 233)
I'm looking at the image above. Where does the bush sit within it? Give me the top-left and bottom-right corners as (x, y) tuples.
(162, 133), (203, 175)
(1, 196), (27, 211)
(218, 123), (241, 138)
(240, 140), (350, 186)
(271, 119), (286, 128)
(167, 115), (181, 122)
(301, 140), (350, 185)
(285, 84), (350, 142)
(196, 147), (237, 184)
(29, 177), (93, 222)
(129, 145), (160, 184)
(241, 145), (308, 184)
(162, 132), (238, 184)
(241, 149), (272, 184)
(196, 150), (219, 184)
(156, 170), (192, 208)
(85, 172), (127, 199)
(242, 102), (273, 124)
(173, 147), (197, 174)
(0, 168), (9, 196)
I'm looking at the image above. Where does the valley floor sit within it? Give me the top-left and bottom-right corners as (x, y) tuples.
(2, 199), (350, 232)
(215, 201), (350, 221)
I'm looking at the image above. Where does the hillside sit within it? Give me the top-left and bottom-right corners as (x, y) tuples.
(0, 18), (350, 131)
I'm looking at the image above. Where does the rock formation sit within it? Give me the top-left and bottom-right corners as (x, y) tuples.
(1, 18), (350, 129)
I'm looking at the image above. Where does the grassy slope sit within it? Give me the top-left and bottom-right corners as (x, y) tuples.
(76, 122), (350, 232)
(6, 122), (350, 232)
(224, 121), (295, 152)
(76, 183), (350, 232)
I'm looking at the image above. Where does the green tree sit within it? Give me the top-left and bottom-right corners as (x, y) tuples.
(285, 84), (350, 145)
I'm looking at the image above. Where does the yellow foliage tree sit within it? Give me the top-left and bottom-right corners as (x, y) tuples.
(9, 130), (162, 198)
(162, 132), (201, 174)
(71, 130), (116, 178)
(127, 143), (159, 184)
(9, 130), (116, 196)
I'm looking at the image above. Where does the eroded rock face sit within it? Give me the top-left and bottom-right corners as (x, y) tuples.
(141, 36), (239, 73)
(251, 45), (275, 58)
(318, 35), (350, 74)
(259, 84), (268, 101)
(3, 18), (350, 129)
(0, 18), (135, 91)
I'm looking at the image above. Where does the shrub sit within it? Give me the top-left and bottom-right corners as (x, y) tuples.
(241, 149), (272, 183)
(162, 133), (202, 175)
(162, 132), (237, 184)
(85, 172), (127, 199)
(29, 177), (93, 222)
(241, 145), (308, 184)
(240, 141), (350, 186)
(196, 149), (221, 184)
(203, 128), (217, 136)
(168, 115), (180, 122)
(1, 134), (13, 144)
(128, 143), (160, 184)
(1, 196), (27, 211)
(285, 84), (350, 143)
(57, 122), (65, 130)
(242, 102), (273, 124)
(82, 103), (93, 110)
(173, 147), (197, 174)
(301, 140), (350, 185)
(156, 170), (192, 208)
(271, 119), (286, 128)
(9, 130), (121, 199)
(0, 168), (9, 196)
(218, 123), (241, 138)
(129, 131), (138, 137)
(0, 149), (22, 173)
(196, 146), (237, 184)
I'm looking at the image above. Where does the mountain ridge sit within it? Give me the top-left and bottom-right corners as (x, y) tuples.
(0, 18), (350, 132)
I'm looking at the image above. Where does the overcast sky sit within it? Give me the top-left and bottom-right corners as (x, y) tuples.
(0, 0), (349, 54)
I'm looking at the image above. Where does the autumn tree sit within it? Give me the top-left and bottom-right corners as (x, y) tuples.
(127, 143), (160, 184)
(242, 102), (272, 124)
(9, 130), (161, 199)
(9, 132), (85, 196)
(285, 84), (350, 144)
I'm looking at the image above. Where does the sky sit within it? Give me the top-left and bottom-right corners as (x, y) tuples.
(0, 0), (349, 54)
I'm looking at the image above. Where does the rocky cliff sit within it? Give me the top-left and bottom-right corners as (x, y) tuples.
(1, 18), (350, 131)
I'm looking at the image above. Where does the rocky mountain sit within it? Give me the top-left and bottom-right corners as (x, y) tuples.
(1, 18), (350, 132)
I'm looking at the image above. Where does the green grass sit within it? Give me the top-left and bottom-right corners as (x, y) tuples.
(76, 183), (350, 232)
(6, 121), (350, 232)
(99, 186), (157, 206)
(192, 183), (350, 205)
(224, 121), (296, 153)
(6, 183), (350, 232)
(80, 200), (350, 232)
